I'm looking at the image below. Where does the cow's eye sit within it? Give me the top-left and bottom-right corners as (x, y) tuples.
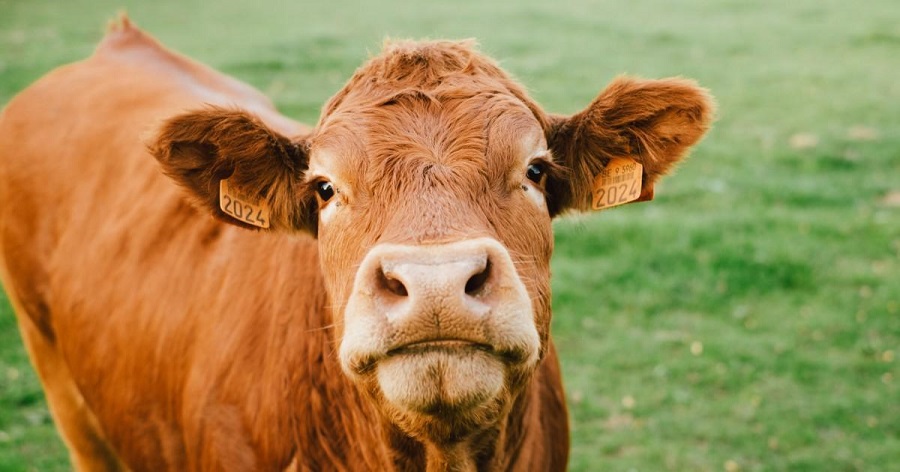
(316, 181), (335, 202)
(525, 163), (545, 184)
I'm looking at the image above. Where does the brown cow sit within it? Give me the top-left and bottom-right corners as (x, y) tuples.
(0, 16), (712, 472)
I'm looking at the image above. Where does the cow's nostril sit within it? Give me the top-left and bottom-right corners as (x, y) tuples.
(378, 267), (408, 297)
(465, 260), (491, 296)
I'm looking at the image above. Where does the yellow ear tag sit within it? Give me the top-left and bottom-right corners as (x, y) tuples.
(591, 158), (643, 210)
(219, 179), (270, 228)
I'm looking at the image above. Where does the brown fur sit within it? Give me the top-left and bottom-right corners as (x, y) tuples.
(0, 16), (712, 471)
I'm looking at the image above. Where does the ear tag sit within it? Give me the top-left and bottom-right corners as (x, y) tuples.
(219, 179), (270, 228)
(591, 158), (644, 210)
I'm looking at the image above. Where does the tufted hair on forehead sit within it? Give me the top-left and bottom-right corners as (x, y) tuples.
(319, 39), (550, 131)
(370, 39), (492, 84)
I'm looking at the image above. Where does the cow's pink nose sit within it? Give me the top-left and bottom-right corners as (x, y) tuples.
(378, 252), (490, 297)
(369, 243), (496, 325)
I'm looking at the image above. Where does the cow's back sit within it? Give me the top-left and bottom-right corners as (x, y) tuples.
(0, 22), (328, 470)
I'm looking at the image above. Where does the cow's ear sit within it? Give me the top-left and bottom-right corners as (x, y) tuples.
(545, 76), (714, 216)
(149, 107), (316, 233)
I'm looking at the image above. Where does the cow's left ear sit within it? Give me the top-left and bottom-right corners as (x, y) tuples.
(149, 107), (317, 233)
(544, 76), (715, 216)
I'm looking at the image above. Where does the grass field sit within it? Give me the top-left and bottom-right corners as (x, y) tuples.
(1, 0), (898, 470)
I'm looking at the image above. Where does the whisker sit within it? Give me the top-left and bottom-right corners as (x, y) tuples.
(305, 323), (336, 333)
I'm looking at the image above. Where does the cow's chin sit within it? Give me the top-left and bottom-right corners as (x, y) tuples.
(373, 346), (516, 441)
(378, 346), (504, 413)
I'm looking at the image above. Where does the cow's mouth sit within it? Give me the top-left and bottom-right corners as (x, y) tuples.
(346, 337), (535, 377)
(386, 339), (493, 356)
(385, 338), (534, 366)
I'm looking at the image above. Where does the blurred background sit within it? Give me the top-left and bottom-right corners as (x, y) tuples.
(1, 0), (897, 470)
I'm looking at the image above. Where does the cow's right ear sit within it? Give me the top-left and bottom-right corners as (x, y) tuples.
(149, 107), (316, 233)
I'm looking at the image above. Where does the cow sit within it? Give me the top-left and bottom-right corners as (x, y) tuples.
(0, 15), (713, 472)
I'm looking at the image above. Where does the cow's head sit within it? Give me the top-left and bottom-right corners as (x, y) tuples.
(151, 40), (713, 443)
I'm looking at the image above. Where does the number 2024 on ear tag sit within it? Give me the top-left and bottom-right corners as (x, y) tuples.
(591, 158), (643, 210)
(219, 179), (271, 228)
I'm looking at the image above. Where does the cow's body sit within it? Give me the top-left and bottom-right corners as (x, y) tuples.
(0, 17), (712, 472)
(0, 21), (567, 471)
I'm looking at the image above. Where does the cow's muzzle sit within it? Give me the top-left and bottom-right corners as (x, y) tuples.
(339, 237), (540, 412)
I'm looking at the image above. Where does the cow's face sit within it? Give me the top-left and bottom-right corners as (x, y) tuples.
(310, 76), (555, 439)
(151, 40), (713, 442)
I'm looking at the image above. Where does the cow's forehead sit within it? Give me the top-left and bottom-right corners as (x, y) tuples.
(306, 40), (551, 198)
(308, 91), (545, 189)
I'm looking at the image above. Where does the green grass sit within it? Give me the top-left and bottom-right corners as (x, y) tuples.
(2, 0), (899, 470)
